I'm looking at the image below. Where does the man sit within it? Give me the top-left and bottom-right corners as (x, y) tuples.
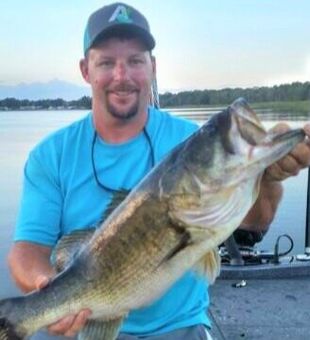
(8, 2), (310, 339)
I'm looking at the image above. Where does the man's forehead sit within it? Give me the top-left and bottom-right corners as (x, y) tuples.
(89, 37), (150, 56)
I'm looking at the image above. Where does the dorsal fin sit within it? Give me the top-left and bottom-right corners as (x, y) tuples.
(99, 189), (130, 224)
(52, 190), (130, 272)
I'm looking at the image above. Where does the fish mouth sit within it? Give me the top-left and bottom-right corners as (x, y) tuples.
(219, 126), (305, 196)
(218, 98), (306, 184)
(248, 128), (305, 164)
(228, 98), (305, 163)
(230, 98), (267, 146)
(269, 128), (305, 144)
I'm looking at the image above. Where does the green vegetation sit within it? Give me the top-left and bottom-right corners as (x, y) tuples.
(252, 100), (310, 114)
(0, 82), (309, 113)
(160, 82), (310, 109)
(0, 96), (91, 111)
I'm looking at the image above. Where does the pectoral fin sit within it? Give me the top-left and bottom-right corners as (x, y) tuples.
(51, 228), (96, 271)
(51, 190), (130, 272)
(194, 248), (221, 284)
(78, 317), (124, 340)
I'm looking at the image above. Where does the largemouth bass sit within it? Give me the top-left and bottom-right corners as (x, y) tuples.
(0, 98), (305, 340)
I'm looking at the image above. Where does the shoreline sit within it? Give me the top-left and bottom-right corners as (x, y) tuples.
(0, 100), (309, 114)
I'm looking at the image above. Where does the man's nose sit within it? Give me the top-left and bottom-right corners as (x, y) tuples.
(113, 62), (129, 81)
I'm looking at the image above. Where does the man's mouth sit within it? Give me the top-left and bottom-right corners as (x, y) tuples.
(111, 90), (136, 97)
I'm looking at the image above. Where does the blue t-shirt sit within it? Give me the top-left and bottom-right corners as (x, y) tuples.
(15, 107), (211, 336)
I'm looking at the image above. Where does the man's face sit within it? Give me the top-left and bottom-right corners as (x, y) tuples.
(80, 37), (155, 121)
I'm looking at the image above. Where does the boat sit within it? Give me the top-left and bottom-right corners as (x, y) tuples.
(208, 168), (310, 339)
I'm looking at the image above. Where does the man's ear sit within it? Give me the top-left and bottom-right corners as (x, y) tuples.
(80, 58), (90, 83)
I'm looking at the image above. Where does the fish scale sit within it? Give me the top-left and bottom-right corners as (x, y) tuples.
(86, 196), (186, 309)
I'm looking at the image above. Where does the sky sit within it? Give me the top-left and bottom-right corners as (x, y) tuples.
(1, 0), (310, 93)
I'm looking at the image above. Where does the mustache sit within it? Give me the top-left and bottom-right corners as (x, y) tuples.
(108, 83), (138, 92)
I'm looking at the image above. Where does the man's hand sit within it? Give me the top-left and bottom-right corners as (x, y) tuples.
(35, 274), (92, 337)
(264, 123), (310, 181)
(239, 123), (310, 235)
(9, 242), (92, 337)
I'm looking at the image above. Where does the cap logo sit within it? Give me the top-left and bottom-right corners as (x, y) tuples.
(109, 5), (133, 23)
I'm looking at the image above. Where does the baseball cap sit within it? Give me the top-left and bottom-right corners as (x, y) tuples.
(83, 2), (156, 55)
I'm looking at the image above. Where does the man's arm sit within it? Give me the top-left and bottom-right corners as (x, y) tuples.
(239, 178), (283, 234)
(8, 242), (91, 337)
(8, 242), (55, 293)
(239, 123), (310, 235)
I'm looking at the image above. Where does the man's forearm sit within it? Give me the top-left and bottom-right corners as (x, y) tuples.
(239, 177), (283, 234)
(8, 241), (55, 293)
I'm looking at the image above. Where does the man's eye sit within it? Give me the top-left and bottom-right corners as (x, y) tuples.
(130, 59), (144, 65)
(99, 60), (113, 67)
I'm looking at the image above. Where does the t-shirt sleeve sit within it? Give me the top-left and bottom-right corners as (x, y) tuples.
(14, 149), (63, 246)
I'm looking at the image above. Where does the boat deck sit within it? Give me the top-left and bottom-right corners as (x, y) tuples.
(208, 276), (310, 339)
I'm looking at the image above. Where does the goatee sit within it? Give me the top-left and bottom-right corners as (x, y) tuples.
(107, 103), (139, 120)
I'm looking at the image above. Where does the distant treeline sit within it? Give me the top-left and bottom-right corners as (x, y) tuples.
(0, 96), (92, 111)
(160, 81), (310, 107)
(0, 82), (309, 110)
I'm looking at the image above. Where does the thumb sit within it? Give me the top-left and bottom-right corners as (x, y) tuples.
(268, 122), (290, 134)
(34, 273), (53, 290)
(303, 123), (310, 137)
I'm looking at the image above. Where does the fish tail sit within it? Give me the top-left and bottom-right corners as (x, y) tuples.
(0, 318), (23, 340)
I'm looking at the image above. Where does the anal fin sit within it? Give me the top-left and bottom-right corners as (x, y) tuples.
(78, 317), (124, 340)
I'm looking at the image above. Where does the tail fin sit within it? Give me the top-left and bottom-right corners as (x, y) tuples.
(0, 318), (22, 340)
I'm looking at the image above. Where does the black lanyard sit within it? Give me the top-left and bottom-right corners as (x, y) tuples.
(91, 127), (155, 193)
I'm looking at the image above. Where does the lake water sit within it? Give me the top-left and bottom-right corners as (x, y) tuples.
(0, 108), (309, 299)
